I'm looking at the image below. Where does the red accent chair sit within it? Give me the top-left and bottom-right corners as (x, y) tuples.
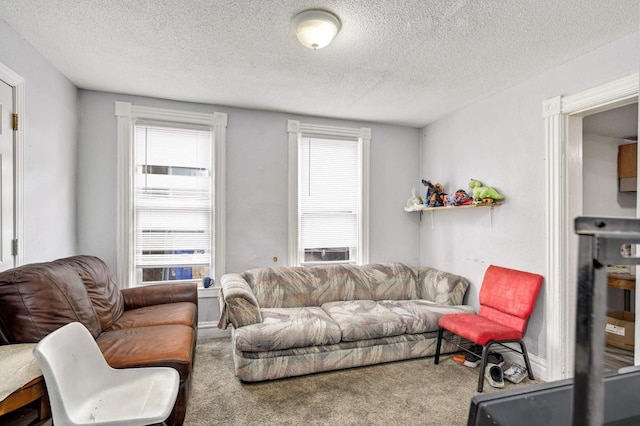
(434, 265), (543, 392)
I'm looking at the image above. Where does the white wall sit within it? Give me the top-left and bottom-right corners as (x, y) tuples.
(76, 91), (421, 276)
(0, 20), (78, 262)
(420, 32), (640, 365)
(582, 134), (636, 218)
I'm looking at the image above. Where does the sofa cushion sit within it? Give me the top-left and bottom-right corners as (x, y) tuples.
(96, 324), (194, 380)
(0, 262), (101, 342)
(108, 302), (197, 331)
(321, 300), (405, 342)
(379, 300), (475, 334)
(310, 264), (375, 305)
(242, 267), (319, 308)
(363, 263), (418, 301)
(55, 255), (125, 331)
(234, 307), (342, 352)
(416, 267), (470, 305)
(242, 264), (375, 308)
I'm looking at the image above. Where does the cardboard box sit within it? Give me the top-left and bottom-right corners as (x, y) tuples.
(606, 311), (635, 350)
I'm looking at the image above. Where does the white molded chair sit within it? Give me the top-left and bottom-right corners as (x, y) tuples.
(32, 322), (179, 426)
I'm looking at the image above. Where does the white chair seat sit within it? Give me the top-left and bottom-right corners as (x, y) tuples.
(33, 322), (179, 426)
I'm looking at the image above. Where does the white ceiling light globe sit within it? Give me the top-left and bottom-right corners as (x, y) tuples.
(293, 10), (341, 49)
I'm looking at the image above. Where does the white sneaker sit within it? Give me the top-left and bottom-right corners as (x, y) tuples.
(485, 365), (504, 388)
(503, 363), (528, 384)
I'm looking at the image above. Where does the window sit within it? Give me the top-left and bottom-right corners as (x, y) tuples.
(287, 120), (370, 266)
(134, 124), (211, 285)
(116, 102), (227, 288)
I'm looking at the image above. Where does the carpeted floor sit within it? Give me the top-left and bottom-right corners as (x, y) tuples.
(184, 337), (539, 426)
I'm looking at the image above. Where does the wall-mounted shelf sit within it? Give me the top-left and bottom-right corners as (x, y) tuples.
(419, 203), (501, 212)
(408, 203), (501, 228)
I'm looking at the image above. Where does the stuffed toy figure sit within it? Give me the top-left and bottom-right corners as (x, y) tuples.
(452, 189), (473, 206)
(421, 179), (433, 205)
(469, 179), (504, 201)
(428, 182), (446, 207)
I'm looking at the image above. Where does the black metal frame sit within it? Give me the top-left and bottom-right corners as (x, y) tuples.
(573, 217), (640, 426)
(434, 328), (535, 392)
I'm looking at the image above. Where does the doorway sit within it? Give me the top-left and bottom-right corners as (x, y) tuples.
(582, 102), (638, 370)
(543, 72), (640, 381)
(0, 62), (25, 271)
(0, 79), (15, 271)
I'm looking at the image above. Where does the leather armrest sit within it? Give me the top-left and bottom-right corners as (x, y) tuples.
(121, 282), (198, 310)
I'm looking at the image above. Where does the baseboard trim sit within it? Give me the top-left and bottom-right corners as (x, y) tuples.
(497, 344), (548, 382)
(198, 323), (230, 339)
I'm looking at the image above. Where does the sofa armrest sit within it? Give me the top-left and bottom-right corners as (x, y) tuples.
(217, 274), (262, 330)
(121, 282), (198, 310)
(417, 267), (470, 306)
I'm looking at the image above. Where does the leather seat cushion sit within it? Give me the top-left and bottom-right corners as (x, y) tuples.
(97, 324), (195, 380)
(108, 302), (197, 331)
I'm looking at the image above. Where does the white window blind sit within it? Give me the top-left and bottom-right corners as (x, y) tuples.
(134, 123), (213, 283)
(299, 137), (360, 257)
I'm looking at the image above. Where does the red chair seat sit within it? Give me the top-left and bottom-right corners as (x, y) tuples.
(439, 313), (522, 346)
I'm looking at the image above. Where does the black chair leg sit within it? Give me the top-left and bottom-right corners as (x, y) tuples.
(434, 327), (444, 365)
(477, 343), (492, 393)
(519, 340), (535, 380)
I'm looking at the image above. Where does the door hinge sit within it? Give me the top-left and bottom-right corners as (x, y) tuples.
(12, 114), (18, 131)
(11, 239), (17, 256)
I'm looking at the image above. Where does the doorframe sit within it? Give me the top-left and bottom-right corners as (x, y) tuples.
(543, 73), (639, 381)
(0, 62), (25, 267)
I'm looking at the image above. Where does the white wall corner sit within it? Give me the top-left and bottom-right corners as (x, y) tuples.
(213, 111), (227, 127)
(287, 120), (300, 133)
(542, 96), (561, 117)
(115, 101), (132, 117)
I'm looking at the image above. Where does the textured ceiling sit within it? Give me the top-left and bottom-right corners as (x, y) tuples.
(0, 0), (639, 128)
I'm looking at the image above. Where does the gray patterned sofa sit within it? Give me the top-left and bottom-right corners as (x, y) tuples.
(218, 262), (473, 382)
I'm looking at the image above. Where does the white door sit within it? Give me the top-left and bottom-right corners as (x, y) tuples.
(0, 79), (15, 271)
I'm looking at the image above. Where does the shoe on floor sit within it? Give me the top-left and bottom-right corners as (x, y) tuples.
(485, 365), (504, 388)
(486, 351), (504, 367)
(503, 363), (528, 384)
(464, 352), (481, 368)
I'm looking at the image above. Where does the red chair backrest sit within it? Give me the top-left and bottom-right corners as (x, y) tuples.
(478, 265), (543, 334)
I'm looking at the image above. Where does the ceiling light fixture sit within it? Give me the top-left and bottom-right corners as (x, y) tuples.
(292, 9), (341, 50)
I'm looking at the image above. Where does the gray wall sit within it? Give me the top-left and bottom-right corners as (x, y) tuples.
(419, 31), (640, 365)
(76, 91), (421, 275)
(582, 134), (636, 219)
(0, 20), (78, 262)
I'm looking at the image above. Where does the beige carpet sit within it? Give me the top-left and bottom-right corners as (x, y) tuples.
(184, 337), (539, 425)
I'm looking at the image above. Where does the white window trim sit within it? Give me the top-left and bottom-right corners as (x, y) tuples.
(287, 120), (370, 266)
(115, 102), (227, 288)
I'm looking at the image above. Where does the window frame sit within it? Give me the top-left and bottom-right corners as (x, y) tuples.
(287, 120), (370, 266)
(116, 102), (227, 289)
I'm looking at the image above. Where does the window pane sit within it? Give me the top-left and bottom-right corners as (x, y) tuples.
(299, 137), (360, 263)
(134, 124), (213, 284)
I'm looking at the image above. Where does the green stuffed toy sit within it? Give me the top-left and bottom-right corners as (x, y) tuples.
(469, 179), (504, 201)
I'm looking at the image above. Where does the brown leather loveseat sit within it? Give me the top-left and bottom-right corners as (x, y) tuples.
(0, 255), (197, 426)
